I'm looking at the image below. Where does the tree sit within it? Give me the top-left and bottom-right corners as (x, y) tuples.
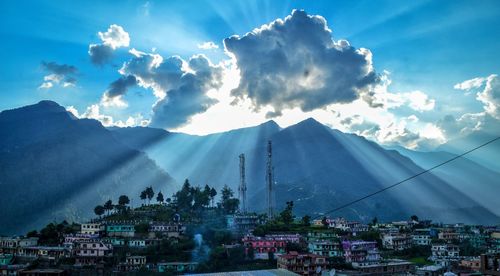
(146, 186), (155, 204)
(157, 191), (164, 204)
(372, 217), (378, 226)
(219, 185), (239, 214)
(411, 215), (419, 222)
(209, 187), (217, 207)
(94, 205), (105, 218)
(302, 215), (311, 226)
(176, 179), (193, 211)
(280, 201), (294, 225)
(104, 200), (113, 215)
(140, 190), (147, 205)
(118, 195), (130, 207)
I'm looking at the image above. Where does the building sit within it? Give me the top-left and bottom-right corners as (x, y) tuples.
(80, 223), (104, 235)
(412, 229), (432, 246)
(106, 224), (135, 237)
(0, 237), (38, 254)
(157, 262), (198, 273)
(438, 230), (459, 242)
(458, 258), (481, 272)
(307, 240), (342, 257)
(353, 259), (414, 275)
(342, 241), (381, 265)
(431, 244), (459, 258)
(277, 251), (329, 275)
(226, 214), (259, 234)
(415, 265), (445, 276)
(74, 240), (112, 266)
(480, 253), (500, 275)
(306, 231), (338, 242)
(430, 244), (460, 267)
(149, 223), (184, 238)
(17, 246), (70, 261)
(127, 239), (146, 248)
(116, 255), (147, 272)
(243, 234), (302, 259)
(382, 233), (412, 251)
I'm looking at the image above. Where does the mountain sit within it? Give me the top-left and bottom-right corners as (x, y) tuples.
(437, 131), (500, 173)
(0, 101), (176, 235)
(111, 118), (500, 224)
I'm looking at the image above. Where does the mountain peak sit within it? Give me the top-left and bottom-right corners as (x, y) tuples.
(259, 119), (281, 129)
(0, 100), (68, 120)
(294, 117), (326, 129)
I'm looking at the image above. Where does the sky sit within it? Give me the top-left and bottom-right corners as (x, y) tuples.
(1, 0), (499, 150)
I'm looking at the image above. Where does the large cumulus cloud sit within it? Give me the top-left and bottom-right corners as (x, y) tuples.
(440, 74), (500, 139)
(116, 50), (224, 129)
(224, 9), (379, 117)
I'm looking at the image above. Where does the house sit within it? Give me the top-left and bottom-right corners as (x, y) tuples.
(430, 244), (460, 267)
(80, 223), (104, 235)
(0, 254), (13, 265)
(306, 231), (338, 242)
(353, 259), (414, 275)
(415, 265), (445, 276)
(342, 240), (381, 265)
(116, 255), (147, 272)
(480, 253), (500, 276)
(226, 214), (259, 233)
(307, 240), (342, 257)
(438, 230), (459, 242)
(412, 229), (432, 246)
(382, 233), (412, 251)
(101, 237), (125, 247)
(0, 237), (38, 254)
(106, 224), (135, 237)
(157, 262), (198, 273)
(74, 240), (112, 266)
(242, 234), (302, 259)
(277, 251), (329, 275)
(458, 257), (481, 272)
(149, 223), (184, 238)
(431, 244), (460, 258)
(127, 239), (146, 248)
(16, 246), (70, 261)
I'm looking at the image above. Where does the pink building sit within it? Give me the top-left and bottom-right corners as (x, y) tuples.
(243, 234), (302, 259)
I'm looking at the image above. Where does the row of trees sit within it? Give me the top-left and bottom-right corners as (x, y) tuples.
(94, 195), (130, 217)
(93, 179), (241, 218)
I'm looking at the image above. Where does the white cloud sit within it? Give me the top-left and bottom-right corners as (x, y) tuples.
(477, 74), (500, 119)
(38, 61), (77, 89)
(198, 41), (219, 50)
(454, 76), (487, 91)
(224, 10), (379, 118)
(98, 24), (130, 49)
(66, 105), (148, 128)
(404, 90), (435, 112)
(89, 24), (130, 65)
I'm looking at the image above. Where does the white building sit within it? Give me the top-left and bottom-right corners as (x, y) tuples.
(80, 223), (105, 235)
(412, 229), (432, 246)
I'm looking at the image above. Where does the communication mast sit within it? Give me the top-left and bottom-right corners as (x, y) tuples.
(266, 140), (274, 219)
(238, 153), (247, 213)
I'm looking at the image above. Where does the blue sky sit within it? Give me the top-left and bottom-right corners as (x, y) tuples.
(1, 0), (499, 149)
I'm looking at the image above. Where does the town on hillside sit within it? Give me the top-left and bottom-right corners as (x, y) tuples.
(1, 177), (500, 275)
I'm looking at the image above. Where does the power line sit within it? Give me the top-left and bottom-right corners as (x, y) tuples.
(313, 135), (500, 220)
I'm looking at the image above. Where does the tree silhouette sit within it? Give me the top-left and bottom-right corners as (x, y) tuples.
(145, 186), (155, 204)
(209, 187), (217, 207)
(157, 191), (164, 204)
(140, 190), (147, 205)
(94, 205), (105, 218)
(104, 200), (113, 215)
